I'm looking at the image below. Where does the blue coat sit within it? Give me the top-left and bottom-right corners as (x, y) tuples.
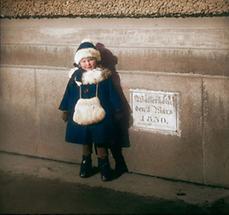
(59, 68), (123, 145)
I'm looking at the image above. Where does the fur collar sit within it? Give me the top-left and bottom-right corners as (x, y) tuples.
(74, 67), (111, 86)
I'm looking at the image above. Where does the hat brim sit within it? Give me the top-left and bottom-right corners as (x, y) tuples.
(74, 48), (101, 64)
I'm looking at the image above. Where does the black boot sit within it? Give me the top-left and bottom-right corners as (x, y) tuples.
(98, 157), (112, 181)
(79, 155), (93, 178)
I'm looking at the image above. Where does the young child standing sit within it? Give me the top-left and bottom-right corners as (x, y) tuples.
(59, 39), (125, 181)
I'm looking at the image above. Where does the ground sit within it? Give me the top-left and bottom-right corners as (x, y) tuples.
(0, 152), (229, 214)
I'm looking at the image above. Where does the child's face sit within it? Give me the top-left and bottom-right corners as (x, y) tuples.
(79, 57), (97, 71)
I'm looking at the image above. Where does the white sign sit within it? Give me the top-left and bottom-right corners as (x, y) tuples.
(130, 89), (179, 134)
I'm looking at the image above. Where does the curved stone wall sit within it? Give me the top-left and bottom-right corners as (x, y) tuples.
(1, 0), (229, 18)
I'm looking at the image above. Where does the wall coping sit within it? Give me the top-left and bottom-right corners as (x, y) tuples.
(1, 65), (229, 80)
(1, 0), (229, 18)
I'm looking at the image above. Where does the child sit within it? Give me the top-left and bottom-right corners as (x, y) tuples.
(59, 39), (126, 181)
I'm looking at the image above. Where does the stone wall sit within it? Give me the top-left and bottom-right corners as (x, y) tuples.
(0, 17), (229, 188)
(1, 0), (229, 18)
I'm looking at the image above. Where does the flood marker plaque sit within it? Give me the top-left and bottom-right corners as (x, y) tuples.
(130, 89), (180, 134)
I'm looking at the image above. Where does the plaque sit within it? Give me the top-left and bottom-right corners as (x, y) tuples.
(130, 89), (180, 134)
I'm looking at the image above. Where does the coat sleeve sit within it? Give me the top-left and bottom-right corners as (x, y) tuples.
(108, 78), (123, 113)
(59, 80), (71, 111)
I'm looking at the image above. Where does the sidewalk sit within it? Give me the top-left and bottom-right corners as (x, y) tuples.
(0, 152), (229, 214)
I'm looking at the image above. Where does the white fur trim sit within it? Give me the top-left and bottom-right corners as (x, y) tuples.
(82, 68), (104, 85)
(74, 48), (101, 64)
(68, 67), (78, 79)
(75, 80), (82, 86)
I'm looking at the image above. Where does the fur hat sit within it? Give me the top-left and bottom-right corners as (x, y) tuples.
(74, 39), (101, 65)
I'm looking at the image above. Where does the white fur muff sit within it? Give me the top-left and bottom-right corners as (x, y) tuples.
(73, 97), (106, 125)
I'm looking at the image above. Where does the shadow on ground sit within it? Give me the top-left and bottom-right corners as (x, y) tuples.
(0, 171), (227, 214)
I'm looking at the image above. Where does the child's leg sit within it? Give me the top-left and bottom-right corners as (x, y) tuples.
(97, 146), (108, 158)
(97, 144), (112, 181)
(80, 144), (93, 178)
(82, 143), (92, 156)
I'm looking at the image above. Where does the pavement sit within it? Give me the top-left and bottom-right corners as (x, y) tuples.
(0, 152), (229, 214)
